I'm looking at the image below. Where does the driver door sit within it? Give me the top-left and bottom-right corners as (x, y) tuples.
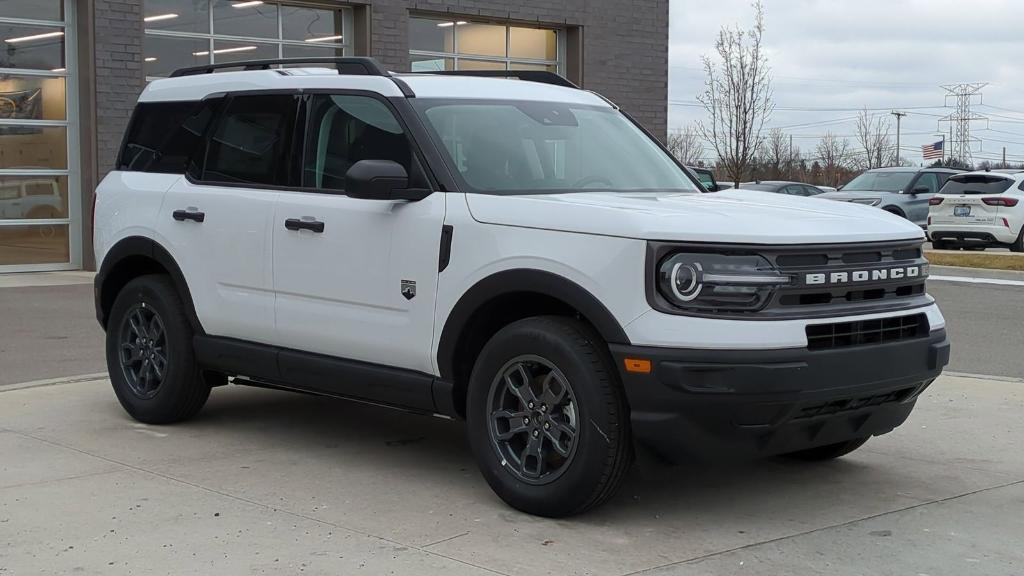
(272, 93), (445, 374)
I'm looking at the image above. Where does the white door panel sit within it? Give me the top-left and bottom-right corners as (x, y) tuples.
(273, 192), (445, 372)
(158, 178), (277, 342)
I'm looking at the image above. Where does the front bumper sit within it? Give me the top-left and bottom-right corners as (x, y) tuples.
(610, 328), (950, 461)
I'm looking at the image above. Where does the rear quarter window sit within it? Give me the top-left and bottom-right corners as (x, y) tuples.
(940, 175), (1014, 195)
(118, 100), (218, 174)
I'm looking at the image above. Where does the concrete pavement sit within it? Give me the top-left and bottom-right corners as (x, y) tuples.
(1, 373), (1022, 575)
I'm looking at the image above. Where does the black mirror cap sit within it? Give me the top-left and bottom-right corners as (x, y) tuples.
(345, 159), (430, 201)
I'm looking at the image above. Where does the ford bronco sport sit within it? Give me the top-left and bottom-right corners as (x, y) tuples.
(94, 57), (950, 517)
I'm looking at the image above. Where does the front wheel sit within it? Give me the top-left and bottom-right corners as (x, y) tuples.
(106, 274), (210, 424)
(466, 316), (632, 517)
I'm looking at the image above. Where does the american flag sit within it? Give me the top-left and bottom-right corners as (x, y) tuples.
(922, 140), (944, 160)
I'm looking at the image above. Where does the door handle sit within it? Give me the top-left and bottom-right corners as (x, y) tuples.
(172, 209), (205, 223)
(284, 218), (325, 233)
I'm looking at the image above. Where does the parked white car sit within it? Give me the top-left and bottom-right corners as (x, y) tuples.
(928, 169), (1024, 252)
(93, 57), (950, 517)
(0, 177), (64, 219)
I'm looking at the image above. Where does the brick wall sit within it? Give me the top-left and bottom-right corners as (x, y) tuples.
(92, 0), (146, 175)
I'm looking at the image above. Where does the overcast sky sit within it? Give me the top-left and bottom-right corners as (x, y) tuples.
(668, 0), (1024, 166)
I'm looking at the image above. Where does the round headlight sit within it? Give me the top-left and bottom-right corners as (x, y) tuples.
(670, 261), (703, 301)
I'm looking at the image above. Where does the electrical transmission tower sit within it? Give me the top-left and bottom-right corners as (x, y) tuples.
(938, 83), (988, 165)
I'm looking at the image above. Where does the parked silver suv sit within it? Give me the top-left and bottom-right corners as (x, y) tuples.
(818, 167), (963, 228)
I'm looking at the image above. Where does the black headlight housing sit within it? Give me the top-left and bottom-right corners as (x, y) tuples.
(647, 245), (792, 315)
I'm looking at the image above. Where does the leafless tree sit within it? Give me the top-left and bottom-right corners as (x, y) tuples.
(759, 128), (796, 179)
(697, 0), (773, 187)
(815, 131), (851, 187)
(854, 108), (893, 169)
(666, 128), (705, 166)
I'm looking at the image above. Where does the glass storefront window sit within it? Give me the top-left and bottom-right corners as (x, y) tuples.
(509, 27), (556, 60)
(144, 34), (209, 77)
(0, 176), (69, 220)
(408, 17), (560, 74)
(0, 224), (69, 265)
(143, 0), (210, 33)
(0, 126), (68, 170)
(213, 0), (278, 39)
(0, 23), (66, 71)
(281, 5), (340, 42)
(144, 1), (351, 78)
(0, 75), (66, 121)
(0, 0), (63, 23)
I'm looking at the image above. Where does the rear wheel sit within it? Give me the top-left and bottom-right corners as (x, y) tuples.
(1011, 229), (1024, 253)
(106, 275), (210, 424)
(466, 316), (632, 517)
(784, 437), (870, 461)
(931, 239), (952, 250)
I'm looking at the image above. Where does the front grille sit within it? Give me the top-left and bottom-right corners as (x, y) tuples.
(792, 386), (918, 420)
(806, 313), (928, 350)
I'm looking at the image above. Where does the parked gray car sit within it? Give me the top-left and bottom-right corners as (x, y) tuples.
(817, 167), (963, 228)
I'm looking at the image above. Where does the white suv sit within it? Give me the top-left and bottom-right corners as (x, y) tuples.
(928, 169), (1024, 252)
(93, 57), (950, 517)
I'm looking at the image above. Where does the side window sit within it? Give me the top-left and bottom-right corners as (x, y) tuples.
(302, 94), (417, 191)
(802, 185), (821, 196)
(202, 94), (297, 186)
(118, 101), (217, 174)
(782, 185), (804, 196)
(912, 173), (939, 194)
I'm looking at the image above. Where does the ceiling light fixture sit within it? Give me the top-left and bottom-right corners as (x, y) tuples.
(304, 35), (343, 43)
(144, 57), (158, 62)
(192, 45), (258, 56)
(232, 1), (264, 7)
(5, 31), (65, 44)
(51, 67), (66, 72)
(143, 13), (178, 22)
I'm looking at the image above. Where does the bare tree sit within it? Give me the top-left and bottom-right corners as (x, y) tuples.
(815, 131), (851, 187)
(697, 0), (773, 187)
(854, 108), (893, 169)
(666, 128), (705, 166)
(759, 128), (793, 179)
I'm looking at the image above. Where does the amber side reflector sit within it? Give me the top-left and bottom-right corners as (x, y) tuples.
(624, 358), (652, 374)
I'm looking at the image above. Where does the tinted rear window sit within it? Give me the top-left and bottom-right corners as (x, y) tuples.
(201, 94), (297, 186)
(940, 175), (1014, 195)
(118, 101), (217, 174)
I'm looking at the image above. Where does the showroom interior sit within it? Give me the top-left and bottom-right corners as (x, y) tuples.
(0, 0), (667, 272)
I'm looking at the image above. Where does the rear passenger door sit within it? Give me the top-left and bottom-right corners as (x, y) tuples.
(157, 93), (299, 344)
(272, 93), (445, 374)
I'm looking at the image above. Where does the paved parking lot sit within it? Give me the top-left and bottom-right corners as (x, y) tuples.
(1, 270), (1023, 575)
(2, 373), (1023, 575)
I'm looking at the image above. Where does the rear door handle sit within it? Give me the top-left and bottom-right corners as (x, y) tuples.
(172, 209), (205, 223)
(284, 218), (325, 233)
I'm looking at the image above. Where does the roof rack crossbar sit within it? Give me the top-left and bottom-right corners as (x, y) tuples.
(416, 70), (578, 89)
(169, 57), (389, 78)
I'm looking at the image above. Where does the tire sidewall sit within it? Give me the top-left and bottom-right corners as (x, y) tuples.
(106, 276), (199, 422)
(466, 318), (623, 516)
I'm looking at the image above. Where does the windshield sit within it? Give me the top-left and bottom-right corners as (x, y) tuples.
(414, 99), (700, 195)
(940, 174), (1015, 195)
(842, 171), (916, 192)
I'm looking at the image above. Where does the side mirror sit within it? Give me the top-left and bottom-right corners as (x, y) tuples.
(345, 160), (430, 201)
(911, 185), (930, 195)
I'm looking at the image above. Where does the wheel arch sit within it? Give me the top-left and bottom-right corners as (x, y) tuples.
(96, 236), (202, 333)
(882, 205), (906, 218)
(437, 269), (630, 418)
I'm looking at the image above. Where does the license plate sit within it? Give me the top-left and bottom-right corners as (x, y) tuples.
(954, 205), (971, 217)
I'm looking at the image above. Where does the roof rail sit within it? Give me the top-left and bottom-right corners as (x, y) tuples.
(416, 69), (578, 89)
(169, 57), (389, 78)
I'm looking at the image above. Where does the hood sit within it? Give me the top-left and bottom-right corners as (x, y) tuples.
(465, 190), (924, 244)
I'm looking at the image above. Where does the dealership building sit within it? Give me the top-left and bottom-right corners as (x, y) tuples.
(0, 0), (667, 272)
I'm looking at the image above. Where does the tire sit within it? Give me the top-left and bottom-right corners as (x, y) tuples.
(1011, 229), (1024, 253)
(931, 239), (952, 251)
(783, 437), (870, 461)
(466, 316), (632, 517)
(106, 274), (210, 424)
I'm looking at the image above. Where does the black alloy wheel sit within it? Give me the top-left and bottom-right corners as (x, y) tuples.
(487, 355), (579, 484)
(118, 303), (169, 399)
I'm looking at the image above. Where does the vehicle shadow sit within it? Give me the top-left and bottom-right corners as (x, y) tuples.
(189, 384), (895, 524)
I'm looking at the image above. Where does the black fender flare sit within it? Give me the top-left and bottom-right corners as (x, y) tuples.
(436, 268), (630, 380)
(95, 236), (203, 333)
